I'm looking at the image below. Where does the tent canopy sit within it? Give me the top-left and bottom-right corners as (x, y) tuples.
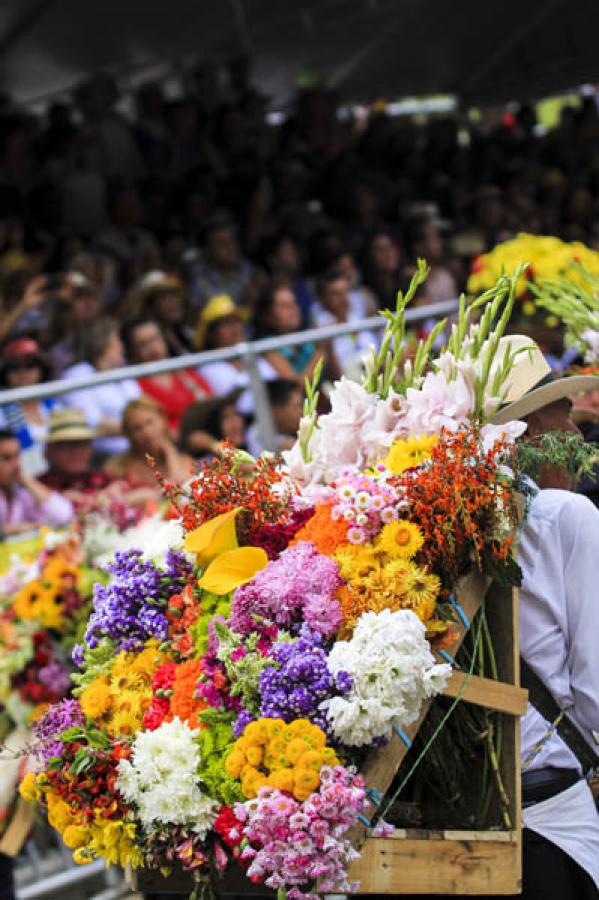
(1, 0), (598, 109)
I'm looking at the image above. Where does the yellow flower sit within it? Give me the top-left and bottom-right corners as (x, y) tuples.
(377, 520), (424, 559)
(62, 825), (90, 849)
(184, 507), (242, 566)
(522, 300), (536, 317)
(106, 706), (142, 737)
(80, 677), (112, 719)
(244, 719), (270, 745)
(198, 546), (268, 595)
(19, 772), (39, 803)
(333, 544), (378, 581)
(382, 435), (437, 474)
(397, 565), (440, 620)
(73, 848), (94, 865)
(47, 795), (74, 832)
(267, 768), (295, 792)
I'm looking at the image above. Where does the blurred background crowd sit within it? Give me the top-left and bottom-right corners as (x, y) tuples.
(1, 60), (599, 533)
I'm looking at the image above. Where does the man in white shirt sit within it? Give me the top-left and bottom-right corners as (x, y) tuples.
(491, 340), (599, 899)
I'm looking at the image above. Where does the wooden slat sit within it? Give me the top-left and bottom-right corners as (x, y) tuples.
(350, 569), (490, 848)
(442, 672), (528, 715)
(347, 833), (521, 895)
(0, 800), (35, 858)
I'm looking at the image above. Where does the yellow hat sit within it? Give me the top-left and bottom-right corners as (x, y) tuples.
(194, 294), (248, 350)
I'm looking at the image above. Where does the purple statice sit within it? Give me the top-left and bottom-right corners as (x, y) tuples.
(38, 661), (71, 696)
(232, 708), (256, 738)
(229, 541), (342, 637)
(32, 699), (84, 765)
(257, 627), (351, 734)
(84, 549), (190, 652)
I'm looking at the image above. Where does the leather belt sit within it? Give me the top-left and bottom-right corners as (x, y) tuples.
(522, 767), (580, 807)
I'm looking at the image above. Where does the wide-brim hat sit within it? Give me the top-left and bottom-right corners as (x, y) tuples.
(137, 270), (184, 300)
(491, 334), (599, 425)
(179, 388), (244, 442)
(194, 294), (248, 350)
(45, 409), (96, 443)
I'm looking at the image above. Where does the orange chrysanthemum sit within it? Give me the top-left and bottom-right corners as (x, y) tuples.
(291, 504), (350, 556)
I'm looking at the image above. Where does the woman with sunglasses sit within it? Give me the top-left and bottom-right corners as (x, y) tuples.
(0, 337), (55, 476)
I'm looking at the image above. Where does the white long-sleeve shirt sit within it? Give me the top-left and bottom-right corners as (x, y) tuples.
(518, 487), (599, 886)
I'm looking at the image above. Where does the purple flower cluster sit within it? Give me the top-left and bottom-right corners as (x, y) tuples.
(32, 698), (84, 765)
(84, 549), (191, 652)
(38, 661), (71, 696)
(229, 542), (342, 637)
(258, 628), (351, 733)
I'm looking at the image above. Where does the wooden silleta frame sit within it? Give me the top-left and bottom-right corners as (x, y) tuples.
(132, 568), (527, 896)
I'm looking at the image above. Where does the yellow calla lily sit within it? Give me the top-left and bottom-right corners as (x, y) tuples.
(184, 507), (242, 567)
(198, 547), (268, 595)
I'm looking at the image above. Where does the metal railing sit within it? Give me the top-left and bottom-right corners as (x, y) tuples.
(0, 298), (458, 452)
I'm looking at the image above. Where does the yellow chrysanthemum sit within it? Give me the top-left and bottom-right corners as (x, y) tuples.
(333, 544), (378, 581)
(105, 706), (142, 737)
(80, 677), (112, 719)
(377, 520), (424, 559)
(87, 819), (144, 869)
(62, 824), (90, 849)
(19, 772), (39, 803)
(129, 641), (163, 678)
(382, 435), (438, 474)
(397, 566), (440, 621)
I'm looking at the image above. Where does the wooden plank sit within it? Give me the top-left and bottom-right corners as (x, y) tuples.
(387, 829), (517, 843)
(442, 672), (528, 715)
(0, 800), (35, 857)
(348, 834), (522, 895)
(350, 569), (491, 848)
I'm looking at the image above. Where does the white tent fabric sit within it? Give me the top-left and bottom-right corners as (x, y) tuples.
(1, 0), (599, 108)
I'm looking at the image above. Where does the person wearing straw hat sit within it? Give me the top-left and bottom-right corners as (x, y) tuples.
(487, 336), (599, 899)
(194, 294), (277, 417)
(39, 409), (113, 502)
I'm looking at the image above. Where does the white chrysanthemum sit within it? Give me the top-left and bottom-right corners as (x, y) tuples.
(116, 718), (218, 834)
(321, 609), (450, 747)
(91, 515), (186, 568)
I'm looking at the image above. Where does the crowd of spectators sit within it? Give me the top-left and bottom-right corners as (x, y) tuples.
(1, 59), (599, 532)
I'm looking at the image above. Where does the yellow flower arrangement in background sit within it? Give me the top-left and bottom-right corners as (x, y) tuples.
(467, 233), (599, 301)
(225, 717), (339, 801)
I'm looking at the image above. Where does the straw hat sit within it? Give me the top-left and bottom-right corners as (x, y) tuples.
(491, 334), (599, 424)
(137, 270), (184, 302)
(45, 409), (96, 443)
(194, 294), (248, 349)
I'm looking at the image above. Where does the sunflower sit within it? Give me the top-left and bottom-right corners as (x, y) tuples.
(106, 707), (141, 737)
(377, 520), (424, 559)
(382, 434), (438, 474)
(397, 565), (440, 621)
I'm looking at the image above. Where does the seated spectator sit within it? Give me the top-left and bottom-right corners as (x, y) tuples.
(403, 215), (457, 304)
(312, 270), (377, 377)
(179, 389), (246, 458)
(246, 378), (303, 457)
(40, 409), (112, 503)
(0, 428), (73, 537)
(122, 317), (212, 433)
(253, 278), (326, 386)
(329, 250), (377, 318)
(0, 337), (55, 476)
(60, 317), (141, 457)
(363, 230), (402, 309)
(196, 294), (277, 416)
(105, 397), (194, 493)
(48, 272), (101, 376)
(137, 270), (194, 355)
(189, 210), (254, 311)
(261, 233), (316, 327)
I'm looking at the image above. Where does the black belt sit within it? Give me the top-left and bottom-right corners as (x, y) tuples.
(522, 767), (581, 807)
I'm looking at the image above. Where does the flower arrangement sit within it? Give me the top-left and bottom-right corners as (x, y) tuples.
(530, 264), (599, 369)
(24, 264), (527, 899)
(467, 233), (599, 323)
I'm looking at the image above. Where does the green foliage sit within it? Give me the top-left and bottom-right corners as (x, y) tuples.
(196, 712), (243, 806)
(190, 591), (232, 658)
(71, 638), (116, 695)
(516, 431), (598, 486)
(214, 621), (277, 712)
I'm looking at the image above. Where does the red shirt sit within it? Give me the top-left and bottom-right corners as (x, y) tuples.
(138, 370), (213, 432)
